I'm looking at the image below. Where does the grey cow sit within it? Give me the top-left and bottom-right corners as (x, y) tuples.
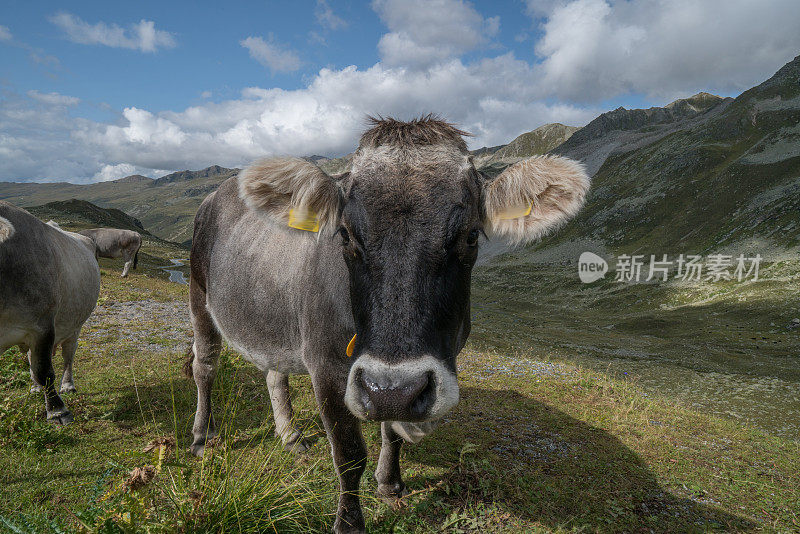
(0, 202), (100, 424)
(79, 228), (142, 277)
(46, 220), (98, 258)
(186, 117), (590, 533)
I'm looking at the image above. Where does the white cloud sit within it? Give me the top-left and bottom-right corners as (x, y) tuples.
(3, 1), (799, 183)
(49, 12), (176, 53)
(373, 0), (499, 69)
(91, 163), (168, 182)
(316, 0), (348, 30)
(200, 91), (212, 99)
(27, 90), (80, 106)
(533, 0), (800, 101)
(0, 56), (597, 182)
(0, 25), (11, 41)
(241, 35), (302, 73)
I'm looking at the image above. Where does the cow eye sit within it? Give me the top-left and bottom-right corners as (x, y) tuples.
(338, 227), (350, 246)
(466, 229), (480, 247)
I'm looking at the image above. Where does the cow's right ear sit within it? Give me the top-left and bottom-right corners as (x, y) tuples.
(238, 157), (342, 233)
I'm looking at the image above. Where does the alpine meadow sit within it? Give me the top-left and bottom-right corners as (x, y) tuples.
(1, 2), (799, 533)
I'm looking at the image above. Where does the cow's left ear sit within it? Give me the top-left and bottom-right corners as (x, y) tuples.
(238, 157), (342, 234)
(481, 155), (590, 246)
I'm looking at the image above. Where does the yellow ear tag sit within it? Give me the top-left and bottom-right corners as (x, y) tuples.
(288, 208), (320, 232)
(497, 203), (532, 221)
(346, 334), (356, 358)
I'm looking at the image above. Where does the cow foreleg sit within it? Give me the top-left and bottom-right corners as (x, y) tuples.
(313, 374), (367, 534)
(59, 335), (78, 394)
(266, 370), (312, 452)
(30, 327), (72, 425)
(27, 348), (43, 393)
(375, 422), (408, 498)
(189, 280), (222, 456)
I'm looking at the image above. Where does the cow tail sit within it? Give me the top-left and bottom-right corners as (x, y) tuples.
(0, 216), (15, 244)
(133, 248), (139, 269)
(183, 343), (195, 378)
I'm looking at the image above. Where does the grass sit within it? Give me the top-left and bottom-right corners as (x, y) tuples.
(470, 257), (800, 439)
(0, 270), (799, 532)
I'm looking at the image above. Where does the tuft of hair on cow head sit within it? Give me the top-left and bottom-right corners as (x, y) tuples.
(238, 157), (343, 234)
(481, 155), (590, 246)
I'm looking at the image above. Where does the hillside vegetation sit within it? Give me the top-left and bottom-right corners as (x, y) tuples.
(545, 56), (800, 255)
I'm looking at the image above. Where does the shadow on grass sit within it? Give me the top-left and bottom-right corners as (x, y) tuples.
(390, 385), (753, 532)
(107, 368), (753, 531)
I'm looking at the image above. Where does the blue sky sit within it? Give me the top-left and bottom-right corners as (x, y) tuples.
(1, 0), (799, 182)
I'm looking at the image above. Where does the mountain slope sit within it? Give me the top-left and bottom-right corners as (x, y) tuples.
(0, 166), (238, 244)
(27, 199), (146, 233)
(551, 93), (732, 176)
(537, 55), (800, 256)
(481, 123), (579, 163)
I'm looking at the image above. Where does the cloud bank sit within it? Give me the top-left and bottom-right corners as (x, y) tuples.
(3, 0), (800, 182)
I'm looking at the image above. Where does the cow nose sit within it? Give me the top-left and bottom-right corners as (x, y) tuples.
(356, 368), (435, 421)
(344, 354), (460, 422)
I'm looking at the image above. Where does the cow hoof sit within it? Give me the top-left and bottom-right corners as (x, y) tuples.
(30, 384), (43, 393)
(332, 518), (366, 534)
(60, 384), (77, 394)
(189, 443), (206, 457)
(283, 431), (316, 453)
(47, 410), (73, 426)
(376, 482), (409, 500)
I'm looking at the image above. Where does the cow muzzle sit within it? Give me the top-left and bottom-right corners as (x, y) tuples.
(344, 354), (459, 422)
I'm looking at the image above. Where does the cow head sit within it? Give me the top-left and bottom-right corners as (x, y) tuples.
(239, 116), (590, 423)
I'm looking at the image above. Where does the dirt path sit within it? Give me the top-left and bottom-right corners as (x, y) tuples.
(84, 299), (191, 353)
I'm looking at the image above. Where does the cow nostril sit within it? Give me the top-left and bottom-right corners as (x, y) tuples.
(410, 372), (435, 418)
(360, 367), (388, 392)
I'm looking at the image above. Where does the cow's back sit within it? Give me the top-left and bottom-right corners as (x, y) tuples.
(79, 228), (141, 256)
(191, 177), (354, 375)
(0, 202), (100, 348)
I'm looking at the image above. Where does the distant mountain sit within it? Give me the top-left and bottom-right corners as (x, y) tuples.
(0, 165), (238, 244)
(533, 54), (800, 257)
(552, 93), (732, 175)
(469, 144), (505, 158)
(486, 123), (579, 161)
(475, 123), (580, 177)
(154, 165), (236, 185)
(112, 174), (153, 184)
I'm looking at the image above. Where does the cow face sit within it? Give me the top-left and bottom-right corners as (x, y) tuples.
(239, 117), (590, 423)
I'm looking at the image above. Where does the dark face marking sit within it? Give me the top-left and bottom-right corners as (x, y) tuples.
(338, 160), (482, 370)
